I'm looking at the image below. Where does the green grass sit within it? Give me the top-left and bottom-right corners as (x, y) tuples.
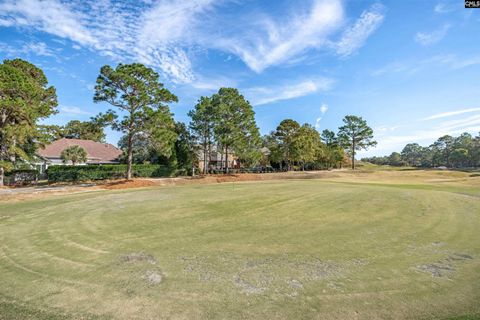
(0, 171), (479, 319)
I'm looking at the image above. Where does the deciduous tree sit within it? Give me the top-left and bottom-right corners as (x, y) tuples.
(293, 124), (321, 170)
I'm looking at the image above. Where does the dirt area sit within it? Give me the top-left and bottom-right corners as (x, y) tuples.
(104, 179), (159, 190)
(0, 171), (342, 202)
(0, 184), (102, 202)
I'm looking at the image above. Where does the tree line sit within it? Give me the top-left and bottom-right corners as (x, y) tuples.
(0, 59), (377, 183)
(361, 133), (480, 168)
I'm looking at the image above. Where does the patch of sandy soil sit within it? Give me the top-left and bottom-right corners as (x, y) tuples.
(103, 180), (159, 190)
(0, 185), (102, 202)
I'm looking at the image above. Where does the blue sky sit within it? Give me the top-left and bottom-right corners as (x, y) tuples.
(0, 0), (479, 156)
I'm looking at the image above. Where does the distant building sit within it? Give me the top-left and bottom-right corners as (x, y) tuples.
(36, 138), (122, 172)
(197, 145), (239, 171)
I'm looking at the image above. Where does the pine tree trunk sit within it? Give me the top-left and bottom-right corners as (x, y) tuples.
(286, 148), (290, 171)
(203, 139), (207, 174)
(351, 140), (356, 170)
(0, 110), (7, 160)
(225, 144), (229, 174)
(10, 128), (16, 163)
(126, 132), (133, 180)
(0, 167), (4, 187)
(208, 142), (212, 174)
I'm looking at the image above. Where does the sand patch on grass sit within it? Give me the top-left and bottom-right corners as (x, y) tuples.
(411, 244), (474, 278)
(118, 252), (157, 265)
(179, 254), (358, 297)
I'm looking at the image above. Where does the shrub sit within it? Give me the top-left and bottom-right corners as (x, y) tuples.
(47, 164), (181, 182)
(0, 161), (14, 173)
(4, 169), (39, 186)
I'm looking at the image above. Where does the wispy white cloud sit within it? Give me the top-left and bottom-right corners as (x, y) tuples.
(217, 0), (344, 73)
(0, 0), (212, 83)
(0, 0), (97, 45)
(320, 103), (328, 114)
(375, 125), (401, 133)
(190, 75), (238, 91)
(24, 41), (57, 57)
(135, 0), (218, 83)
(430, 54), (480, 70)
(434, 1), (457, 13)
(0, 40), (57, 58)
(435, 114), (480, 131)
(0, 0), (385, 82)
(245, 78), (334, 106)
(315, 102), (329, 130)
(60, 105), (92, 116)
(371, 61), (416, 77)
(422, 107), (480, 120)
(414, 24), (450, 46)
(372, 53), (480, 77)
(335, 3), (385, 57)
(219, 1), (385, 72)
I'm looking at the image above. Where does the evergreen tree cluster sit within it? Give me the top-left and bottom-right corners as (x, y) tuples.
(361, 133), (480, 168)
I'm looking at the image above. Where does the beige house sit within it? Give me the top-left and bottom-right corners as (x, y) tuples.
(197, 146), (239, 172)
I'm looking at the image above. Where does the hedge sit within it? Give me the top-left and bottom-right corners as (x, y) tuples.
(4, 169), (39, 186)
(5, 169), (39, 176)
(47, 164), (179, 182)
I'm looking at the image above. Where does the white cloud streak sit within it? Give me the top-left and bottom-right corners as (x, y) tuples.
(423, 107), (480, 120)
(414, 24), (450, 46)
(60, 105), (92, 116)
(245, 78), (334, 106)
(372, 53), (480, 77)
(335, 3), (385, 57)
(434, 1), (457, 13)
(190, 75), (238, 91)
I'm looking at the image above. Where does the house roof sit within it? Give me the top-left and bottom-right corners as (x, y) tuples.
(38, 138), (122, 164)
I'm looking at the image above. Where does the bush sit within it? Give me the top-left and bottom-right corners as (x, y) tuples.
(4, 169), (39, 186)
(47, 164), (180, 182)
(0, 161), (14, 173)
